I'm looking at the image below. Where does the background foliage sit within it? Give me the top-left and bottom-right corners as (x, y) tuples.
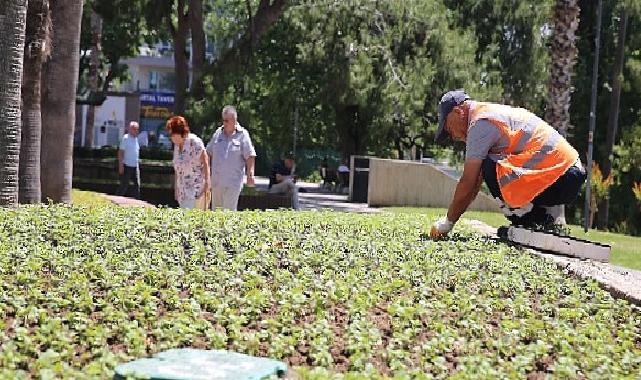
(75, 0), (641, 233)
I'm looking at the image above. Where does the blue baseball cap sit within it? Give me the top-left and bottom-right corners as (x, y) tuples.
(435, 89), (470, 142)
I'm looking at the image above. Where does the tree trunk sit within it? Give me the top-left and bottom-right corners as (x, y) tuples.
(545, 0), (581, 137)
(41, 0), (83, 203)
(0, 0), (28, 207)
(544, 0), (580, 224)
(336, 104), (368, 159)
(189, 0), (205, 101)
(170, 0), (189, 115)
(84, 9), (102, 148)
(20, 0), (51, 204)
(597, 8), (628, 229)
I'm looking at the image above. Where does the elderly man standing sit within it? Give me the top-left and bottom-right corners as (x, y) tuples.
(206, 105), (257, 210)
(116, 121), (141, 199)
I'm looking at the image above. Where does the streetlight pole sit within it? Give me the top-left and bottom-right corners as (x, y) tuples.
(584, 0), (603, 232)
(293, 101), (298, 158)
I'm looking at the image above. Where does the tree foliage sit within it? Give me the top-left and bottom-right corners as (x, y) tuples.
(78, 0), (151, 103)
(567, 0), (641, 231)
(192, 0), (509, 164)
(68, 0), (641, 232)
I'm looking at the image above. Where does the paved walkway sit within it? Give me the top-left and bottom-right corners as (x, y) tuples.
(103, 194), (153, 208)
(253, 177), (380, 213)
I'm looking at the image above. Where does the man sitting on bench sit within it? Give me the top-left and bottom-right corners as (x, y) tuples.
(268, 152), (300, 210)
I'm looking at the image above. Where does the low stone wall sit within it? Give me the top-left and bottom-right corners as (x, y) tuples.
(74, 158), (174, 187)
(367, 158), (499, 212)
(73, 158), (293, 210)
(73, 158), (176, 206)
(72, 180), (177, 207)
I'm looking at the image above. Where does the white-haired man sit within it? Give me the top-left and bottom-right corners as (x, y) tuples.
(206, 106), (257, 210)
(116, 121), (141, 198)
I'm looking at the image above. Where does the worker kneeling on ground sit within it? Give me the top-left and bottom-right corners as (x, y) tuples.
(430, 90), (587, 238)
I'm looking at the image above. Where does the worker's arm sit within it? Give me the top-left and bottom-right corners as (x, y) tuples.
(446, 159), (483, 223)
(431, 159), (483, 238)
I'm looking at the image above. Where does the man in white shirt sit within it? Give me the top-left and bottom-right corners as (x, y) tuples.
(206, 106), (257, 210)
(116, 121), (141, 198)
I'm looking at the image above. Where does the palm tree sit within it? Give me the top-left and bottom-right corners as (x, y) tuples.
(0, 0), (28, 207)
(20, 0), (52, 204)
(41, 0), (84, 203)
(544, 0), (581, 223)
(84, 7), (103, 148)
(545, 0), (581, 138)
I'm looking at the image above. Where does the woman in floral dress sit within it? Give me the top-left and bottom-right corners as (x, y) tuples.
(166, 116), (211, 209)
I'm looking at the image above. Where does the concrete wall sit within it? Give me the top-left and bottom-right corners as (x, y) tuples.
(367, 158), (499, 212)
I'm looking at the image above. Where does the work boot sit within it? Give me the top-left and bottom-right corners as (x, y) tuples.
(507, 206), (554, 230)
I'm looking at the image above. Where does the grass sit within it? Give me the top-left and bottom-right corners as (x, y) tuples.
(71, 189), (111, 207)
(385, 207), (641, 271)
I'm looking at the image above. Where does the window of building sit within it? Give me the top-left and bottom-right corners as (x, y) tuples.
(159, 72), (176, 91)
(149, 71), (158, 90)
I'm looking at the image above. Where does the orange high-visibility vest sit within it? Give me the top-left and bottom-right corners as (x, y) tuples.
(469, 102), (579, 208)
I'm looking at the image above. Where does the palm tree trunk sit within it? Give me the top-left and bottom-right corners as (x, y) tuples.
(597, 8), (628, 229)
(545, 0), (581, 137)
(544, 0), (581, 224)
(84, 9), (102, 148)
(20, 0), (51, 204)
(0, 0), (28, 207)
(41, 0), (83, 203)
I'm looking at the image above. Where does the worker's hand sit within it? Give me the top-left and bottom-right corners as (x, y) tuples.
(246, 175), (255, 187)
(430, 217), (454, 239)
(118, 163), (124, 176)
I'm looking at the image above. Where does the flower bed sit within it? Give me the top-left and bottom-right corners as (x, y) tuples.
(0, 206), (639, 379)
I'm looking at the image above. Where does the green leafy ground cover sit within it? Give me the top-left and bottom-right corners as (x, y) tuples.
(386, 207), (641, 271)
(1, 206), (640, 379)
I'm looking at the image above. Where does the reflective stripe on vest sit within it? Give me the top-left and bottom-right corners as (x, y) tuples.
(469, 102), (578, 208)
